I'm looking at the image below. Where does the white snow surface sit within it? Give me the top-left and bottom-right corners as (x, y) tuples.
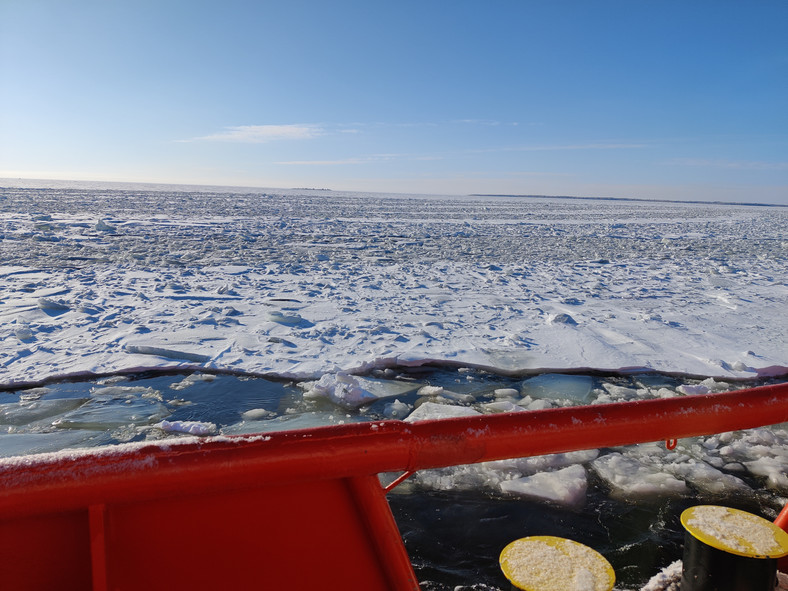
(1, 185), (786, 386)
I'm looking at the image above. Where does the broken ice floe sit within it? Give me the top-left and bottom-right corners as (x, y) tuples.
(53, 392), (169, 430)
(677, 377), (733, 396)
(0, 397), (87, 426)
(240, 408), (275, 421)
(640, 560), (682, 591)
(591, 453), (689, 499)
(303, 372), (420, 408)
(157, 420), (216, 436)
(677, 384), (710, 395)
(169, 373), (216, 391)
(499, 464), (588, 508)
(383, 399), (411, 419)
(480, 400), (527, 414)
(398, 423), (600, 507)
(0, 431), (104, 458)
(225, 410), (367, 435)
(404, 401), (481, 422)
(124, 344), (211, 363)
(520, 374), (594, 402)
(746, 456), (788, 490)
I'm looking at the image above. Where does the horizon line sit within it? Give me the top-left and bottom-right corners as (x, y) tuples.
(470, 193), (788, 209)
(1, 176), (785, 209)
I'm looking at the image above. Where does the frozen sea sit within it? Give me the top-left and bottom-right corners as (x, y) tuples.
(1, 180), (787, 589)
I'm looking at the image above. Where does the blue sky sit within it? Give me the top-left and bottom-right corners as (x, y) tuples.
(1, 1), (786, 203)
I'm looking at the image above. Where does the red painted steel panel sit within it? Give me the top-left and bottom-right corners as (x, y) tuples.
(0, 510), (92, 590)
(98, 477), (405, 590)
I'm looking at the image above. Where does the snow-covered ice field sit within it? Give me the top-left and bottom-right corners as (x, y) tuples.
(2, 183), (786, 385)
(1, 181), (787, 589)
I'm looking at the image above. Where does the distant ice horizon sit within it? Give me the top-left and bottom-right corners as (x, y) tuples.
(2, 177), (786, 209)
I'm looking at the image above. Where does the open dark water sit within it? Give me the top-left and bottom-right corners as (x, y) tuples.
(389, 486), (773, 589)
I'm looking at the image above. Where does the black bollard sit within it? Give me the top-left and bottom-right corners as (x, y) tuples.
(680, 506), (788, 591)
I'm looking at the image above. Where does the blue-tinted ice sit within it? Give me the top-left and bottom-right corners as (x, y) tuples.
(520, 373), (594, 402)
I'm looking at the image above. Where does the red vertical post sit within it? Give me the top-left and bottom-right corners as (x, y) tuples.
(775, 502), (788, 572)
(346, 475), (421, 591)
(775, 503), (788, 532)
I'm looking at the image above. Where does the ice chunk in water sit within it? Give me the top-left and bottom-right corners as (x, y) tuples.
(53, 396), (169, 430)
(0, 398), (88, 426)
(512, 449), (600, 476)
(157, 420), (217, 436)
(404, 402), (481, 422)
(224, 411), (366, 435)
(677, 384), (710, 395)
(494, 388), (520, 399)
(667, 459), (751, 496)
(241, 408), (275, 421)
(591, 453), (688, 499)
(500, 464), (588, 508)
(745, 456), (788, 491)
(91, 385), (161, 398)
(520, 374), (594, 402)
(417, 385), (444, 397)
(383, 399), (410, 419)
(525, 399), (553, 410)
(0, 431), (103, 458)
(353, 376), (420, 401)
(305, 373), (419, 408)
(641, 560), (683, 591)
(481, 400), (527, 413)
(169, 373), (216, 391)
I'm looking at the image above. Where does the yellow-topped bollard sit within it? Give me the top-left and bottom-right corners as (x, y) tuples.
(680, 505), (788, 591)
(499, 535), (615, 591)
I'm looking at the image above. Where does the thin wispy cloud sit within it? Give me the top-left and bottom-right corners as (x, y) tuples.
(276, 140), (645, 167)
(455, 119), (502, 126)
(277, 153), (404, 166)
(666, 158), (788, 171)
(462, 142), (648, 156)
(516, 142), (648, 151)
(185, 124), (324, 143)
(450, 170), (575, 178)
(453, 119), (519, 127)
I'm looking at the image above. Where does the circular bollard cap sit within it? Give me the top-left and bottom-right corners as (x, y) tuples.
(499, 535), (615, 591)
(681, 505), (788, 559)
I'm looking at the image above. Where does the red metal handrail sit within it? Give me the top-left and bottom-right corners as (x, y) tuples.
(1, 382), (787, 514)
